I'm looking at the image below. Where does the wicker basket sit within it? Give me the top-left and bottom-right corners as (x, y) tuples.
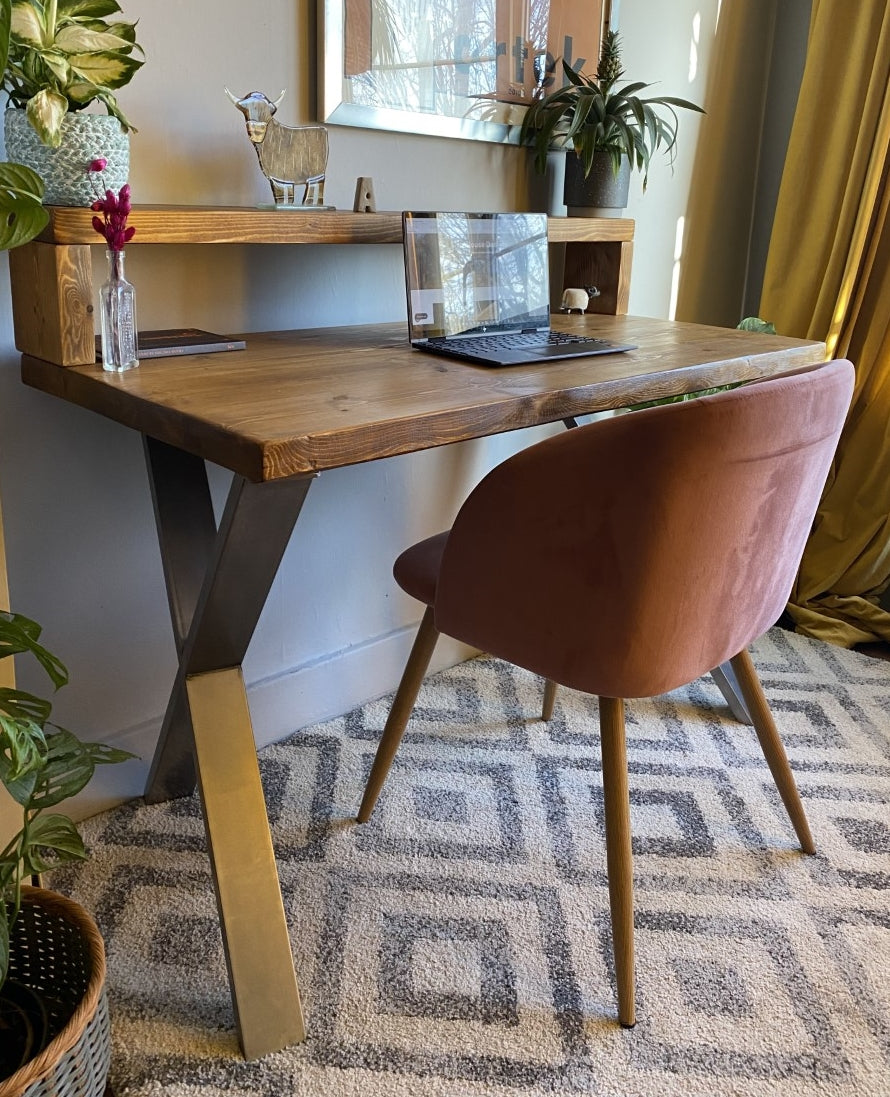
(0, 888), (110, 1097)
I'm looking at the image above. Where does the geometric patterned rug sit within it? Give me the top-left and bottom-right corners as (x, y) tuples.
(52, 627), (890, 1097)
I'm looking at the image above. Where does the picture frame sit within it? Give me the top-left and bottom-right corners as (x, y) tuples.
(319, 0), (612, 143)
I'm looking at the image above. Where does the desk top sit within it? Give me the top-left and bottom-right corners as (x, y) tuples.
(22, 315), (826, 483)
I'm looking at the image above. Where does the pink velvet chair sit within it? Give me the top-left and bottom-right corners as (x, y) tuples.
(357, 358), (854, 1027)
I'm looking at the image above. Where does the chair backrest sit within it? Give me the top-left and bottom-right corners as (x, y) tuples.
(434, 359), (855, 698)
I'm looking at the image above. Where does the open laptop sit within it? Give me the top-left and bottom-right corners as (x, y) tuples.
(402, 211), (636, 367)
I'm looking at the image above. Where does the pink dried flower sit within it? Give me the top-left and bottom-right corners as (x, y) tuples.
(86, 158), (135, 253)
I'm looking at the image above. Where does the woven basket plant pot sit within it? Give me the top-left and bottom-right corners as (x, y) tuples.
(0, 887), (110, 1097)
(3, 110), (129, 207)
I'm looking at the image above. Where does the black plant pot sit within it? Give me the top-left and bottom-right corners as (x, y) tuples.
(0, 978), (50, 1079)
(563, 150), (631, 216)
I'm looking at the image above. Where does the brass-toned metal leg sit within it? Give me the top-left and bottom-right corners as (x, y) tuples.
(729, 649), (815, 854)
(599, 695), (636, 1028)
(358, 606), (440, 822)
(187, 668), (305, 1059)
(542, 679), (558, 721)
(142, 439), (317, 1056)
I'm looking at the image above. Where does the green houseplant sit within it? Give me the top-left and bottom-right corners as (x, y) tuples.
(0, 610), (132, 1086)
(1, 0), (143, 206)
(519, 31), (703, 213)
(2, 0), (142, 147)
(0, 0), (49, 246)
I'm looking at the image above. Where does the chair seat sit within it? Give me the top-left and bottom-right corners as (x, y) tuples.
(360, 359), (855, 1030)
(393, 531), (447, 607)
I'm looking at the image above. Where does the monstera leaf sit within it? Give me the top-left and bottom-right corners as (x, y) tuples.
(0, 609), (135, 994)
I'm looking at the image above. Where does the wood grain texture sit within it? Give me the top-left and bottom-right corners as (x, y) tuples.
(563, 239), (633, 314)
(599, 695), (636, 1027)
(20, 207), (637, 366)
(8, 241), (94, 365)
(21, 316), (827, 483)
(37, 206), (635, 247)
(729, 649), (816, 854)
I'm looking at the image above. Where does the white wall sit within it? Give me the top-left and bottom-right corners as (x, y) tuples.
(617, 4), (713, 319)
(0, 0), (720, 817)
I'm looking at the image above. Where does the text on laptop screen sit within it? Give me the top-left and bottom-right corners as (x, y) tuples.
(403, 212), (550, 340)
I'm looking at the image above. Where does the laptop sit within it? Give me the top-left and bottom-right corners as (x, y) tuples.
(402, 211), (637, 367)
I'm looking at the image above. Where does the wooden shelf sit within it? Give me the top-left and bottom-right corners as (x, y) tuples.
(11, 205), (635, 368)
(37, 205), (636, 247)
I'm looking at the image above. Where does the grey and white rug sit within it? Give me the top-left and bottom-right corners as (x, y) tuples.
(53, 628), (890, 1097)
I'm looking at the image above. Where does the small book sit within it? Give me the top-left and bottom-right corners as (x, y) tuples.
(95, 328), (247, 361)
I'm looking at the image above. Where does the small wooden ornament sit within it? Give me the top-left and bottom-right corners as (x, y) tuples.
(353, 177), (376, 213)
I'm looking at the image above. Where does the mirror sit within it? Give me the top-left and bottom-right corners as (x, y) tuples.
(320, 0), (609, 143)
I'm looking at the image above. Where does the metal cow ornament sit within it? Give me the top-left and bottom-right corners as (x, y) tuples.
(225, 88), (329, 208)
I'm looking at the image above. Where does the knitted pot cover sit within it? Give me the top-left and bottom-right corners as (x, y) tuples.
(4, 111), (129, 207)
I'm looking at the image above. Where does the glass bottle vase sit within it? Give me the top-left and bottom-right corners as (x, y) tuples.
(99, 248), (139, 372)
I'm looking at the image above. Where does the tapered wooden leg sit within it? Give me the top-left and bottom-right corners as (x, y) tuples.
(542, 679), (558, 721)
(729, 649), (815, 854)
(598, 695), (636, 1027)
(358, 606), (440, 822)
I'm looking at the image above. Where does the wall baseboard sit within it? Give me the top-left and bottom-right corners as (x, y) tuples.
(67, 621), (477, 822)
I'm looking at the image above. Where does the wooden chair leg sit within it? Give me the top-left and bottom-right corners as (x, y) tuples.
(729, 649), (815, 854)
(598, 695), (636, 1027)
(542, 679), (558, 721)
(357, 605), (440, 823)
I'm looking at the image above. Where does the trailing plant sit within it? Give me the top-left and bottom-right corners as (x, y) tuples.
(519, 30), (703, 189)
(2, 0), (144, 148)
(0, 0), (48, 247)
(0, 609), (133, 993)
(738, 316), (777, 334)
(631, 318), (780, 410)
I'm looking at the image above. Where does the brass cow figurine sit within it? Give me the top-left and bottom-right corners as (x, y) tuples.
(225, 88), (328, 207)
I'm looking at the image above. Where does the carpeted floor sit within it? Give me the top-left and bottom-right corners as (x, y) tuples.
(53, 627), (890, 1097)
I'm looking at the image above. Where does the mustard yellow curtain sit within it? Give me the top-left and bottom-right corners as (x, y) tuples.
(759, 0), (890, 647)
(674, 2), (777, 327)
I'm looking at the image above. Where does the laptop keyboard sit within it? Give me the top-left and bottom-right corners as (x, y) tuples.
(428, 331), (614, 353)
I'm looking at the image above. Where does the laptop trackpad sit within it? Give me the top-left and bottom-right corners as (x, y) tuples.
(522, 341), (635, 361)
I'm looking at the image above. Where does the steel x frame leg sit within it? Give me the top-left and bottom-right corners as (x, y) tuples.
(142, 435), (314, 1059)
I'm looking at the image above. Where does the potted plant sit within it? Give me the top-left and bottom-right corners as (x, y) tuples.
(0, 0), (48, 246)
(0, 609), (133, 1091)
(519, 30), (703, 215)
(1, 0), (143, 206)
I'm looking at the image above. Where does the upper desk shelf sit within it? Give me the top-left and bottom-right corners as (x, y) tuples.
(8, 206), (635, 367)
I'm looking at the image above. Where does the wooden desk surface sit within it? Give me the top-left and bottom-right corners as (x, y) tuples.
(21, 315), (826, 483)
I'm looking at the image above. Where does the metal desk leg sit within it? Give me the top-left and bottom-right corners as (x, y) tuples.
(710, 661), (753, 725)
(142, 436), (314, 1058)
(187, 667), (304, 1058)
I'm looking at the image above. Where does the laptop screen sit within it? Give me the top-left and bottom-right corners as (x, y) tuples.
(403, 212), (551, 341)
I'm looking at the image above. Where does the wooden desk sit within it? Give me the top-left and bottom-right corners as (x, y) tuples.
(21, 315), (826, 1059)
